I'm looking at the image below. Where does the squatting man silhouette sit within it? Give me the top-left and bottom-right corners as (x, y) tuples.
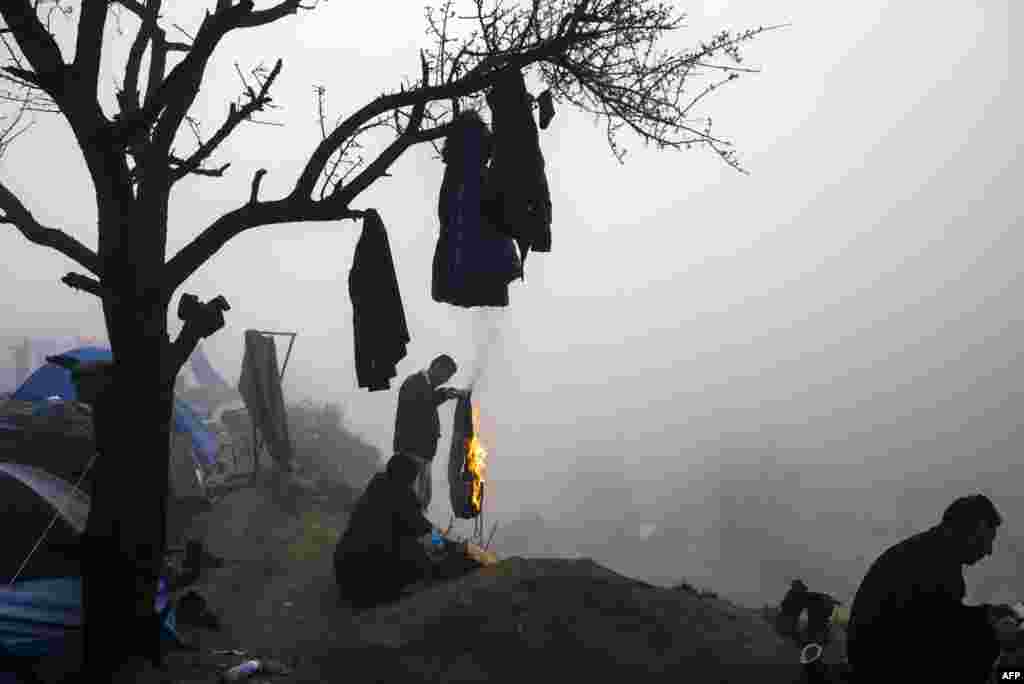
(846, 494), (1024, 683)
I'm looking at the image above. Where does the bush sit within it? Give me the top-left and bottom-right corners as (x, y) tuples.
(287, 399), (383, 490)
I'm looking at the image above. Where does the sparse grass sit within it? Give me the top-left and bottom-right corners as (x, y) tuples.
(285, 509), (342, 563)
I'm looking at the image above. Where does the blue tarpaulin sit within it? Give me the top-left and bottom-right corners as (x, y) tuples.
(0, 577), (80, 659)
(11, 348), (218, 468)
(189, 345), (230, 389)
(0, 576), (179, 660)
(0, 465), (181, 664)
(172, 398), (218, 468)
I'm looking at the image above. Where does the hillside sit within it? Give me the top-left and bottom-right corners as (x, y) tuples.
(150, 486), (805, 684)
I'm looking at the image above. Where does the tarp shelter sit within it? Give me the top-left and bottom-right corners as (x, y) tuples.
(176, 344), (240, 418)
(8, 336), (105, 388)
(11, 347), (218, 468)
(0, 451), (92, 583)
(0, 463), (181, 677)
(188, 344), (231, 390)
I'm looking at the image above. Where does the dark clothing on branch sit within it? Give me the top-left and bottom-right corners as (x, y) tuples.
(333, 472), (434, 612)
(482, 68), (552, 266)
(846, 525), (1000, 683)
(349, 209), (410, 391)
(238, 331), (293, 470)
(433, 113), (521, 308)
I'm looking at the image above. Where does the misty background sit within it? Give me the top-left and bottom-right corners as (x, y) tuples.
(1, 1), (1020, 609)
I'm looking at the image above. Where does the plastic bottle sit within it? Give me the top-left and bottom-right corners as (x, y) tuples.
(431, 529), (444, 549)
(221, 660), (261, 682)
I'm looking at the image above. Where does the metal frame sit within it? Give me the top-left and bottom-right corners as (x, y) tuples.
(246, 330), (297, 473)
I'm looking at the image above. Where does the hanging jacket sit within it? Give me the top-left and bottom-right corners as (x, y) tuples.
(350, 209), (410, 391)
(482, 68), (552, 266)
(447, 390), (479, 519)
(433, 112), (521, 308)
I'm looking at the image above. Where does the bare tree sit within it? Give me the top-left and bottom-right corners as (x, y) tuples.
(0, 0), (780, 678)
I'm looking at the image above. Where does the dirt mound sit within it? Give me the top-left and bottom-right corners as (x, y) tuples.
(328, 556), (802, 683)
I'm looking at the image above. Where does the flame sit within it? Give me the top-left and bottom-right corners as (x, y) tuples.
(464, 404), (488, 513)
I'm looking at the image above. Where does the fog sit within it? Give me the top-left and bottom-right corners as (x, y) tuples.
(1, 1), (1020, 608)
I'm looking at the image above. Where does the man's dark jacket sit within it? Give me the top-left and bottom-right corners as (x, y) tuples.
(847, 525), (999, 682)
(333, 472), (434, 609)
(335, 472), (433, 559)
(393, 372), (447, 459)
(482, 68), (552, 266)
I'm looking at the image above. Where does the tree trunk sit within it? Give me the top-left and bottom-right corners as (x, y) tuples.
(82, 257), (174, 678)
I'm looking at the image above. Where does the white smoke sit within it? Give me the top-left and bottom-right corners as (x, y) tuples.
(467, 307), (504, 394)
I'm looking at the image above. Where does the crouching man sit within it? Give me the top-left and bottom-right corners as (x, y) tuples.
(847, 494), (1019, 683)
(333, 453), (442, 613)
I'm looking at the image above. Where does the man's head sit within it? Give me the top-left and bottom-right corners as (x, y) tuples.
(939, 494), (1002, 566)
(386, 453), (420, 486)
(427, 354), (457, 387)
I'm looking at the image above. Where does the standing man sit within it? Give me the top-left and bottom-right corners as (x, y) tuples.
(846, 494), (1020, 683)
(393, 354), (465, 512)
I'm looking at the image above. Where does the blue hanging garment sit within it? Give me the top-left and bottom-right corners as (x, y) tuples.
(433, 112), (521, 308)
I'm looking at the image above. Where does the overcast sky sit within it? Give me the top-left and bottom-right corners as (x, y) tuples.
(1, 1), (1020, 602)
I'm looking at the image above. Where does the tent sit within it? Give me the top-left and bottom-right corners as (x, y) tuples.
(0, 460), (90, 591)
(11, 348), (218, 468)
(188, 344), (230, 390)
(0, 463), (181, 679)
(8, 337), (105, 389)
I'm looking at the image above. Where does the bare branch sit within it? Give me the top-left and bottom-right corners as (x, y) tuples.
(119, 0), (160, 118)
(0, 3), (68, 98)
(164, 195), (364, 295)
(172, 23), (195, 42)
(0, 179), (102, 275)
(249, 168), (266, 204)
(238, 0), (303, 28)
(2, 66), (42, 89)
(292, 51), (541, 201)
(330, 76), (429, 209)
(173, 0), (778, 290)
(170, 58), (283, 183)
(0, 90), (34, 158)
(114, 0), (147, 19)
(122, 0), (306, 159)
(169, 155), (230, 177)
(145, 25), (168, 111)
(62, 272), (109, 298)
(73, 0), (108, 101)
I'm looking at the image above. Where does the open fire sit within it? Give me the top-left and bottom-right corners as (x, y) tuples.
(464, 405), (488, 514)
(448, 394), (488, 519)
